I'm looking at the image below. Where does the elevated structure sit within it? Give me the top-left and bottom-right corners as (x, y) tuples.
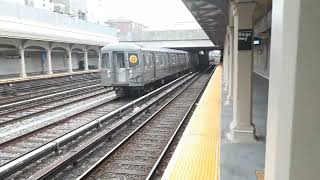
(105, 18), (147, 33)
(0, 2), (117, 79)
(0, 2), (116, 45)
(182, 0), (229, 46)
(119, 29), (218, 51)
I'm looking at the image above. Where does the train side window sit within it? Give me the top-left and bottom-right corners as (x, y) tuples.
(101, 53), (110, 68)
(149, 54), (153, 68)
(175, 54), (178, 64)
(171, 54), (175, 64)
(143, 54), (148, 69)
(116, 52), (125, 68)
(158, 54), (164, 66)
(179, 54), (183, 64)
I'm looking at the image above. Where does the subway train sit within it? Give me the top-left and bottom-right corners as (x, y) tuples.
(100, 43), (195, 96)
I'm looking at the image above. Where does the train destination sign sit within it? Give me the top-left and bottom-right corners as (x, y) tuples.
(129, 54), (138, 64)
(129, 53), (139, 67)
(238, 29), (253, 50)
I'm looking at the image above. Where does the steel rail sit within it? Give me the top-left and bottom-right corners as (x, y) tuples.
(75, 68), (211, 180)
(0, 87), (108, 127)
(0, 92), (118, 148)
(0, 84), (102, 111)
(146, 65), (216, 179)
(0, 72), (194, 179)
(0, 78), (101, 104)
(31, 71), (198, 180)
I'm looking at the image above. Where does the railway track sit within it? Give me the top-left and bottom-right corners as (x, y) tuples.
(0, 79), (101, 115)
(0, 72), (100, 99)
(0, 67), (214, 179)
(0, 94), (123, 165)
(0, 85), (109, 127)
(77, 67), (214, 180)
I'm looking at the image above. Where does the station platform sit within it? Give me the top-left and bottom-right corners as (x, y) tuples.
(220, 73), (267, 180)
(162, 65), (268, 180)
(162, 65), (222, 179)
(0, 70), (100, 84)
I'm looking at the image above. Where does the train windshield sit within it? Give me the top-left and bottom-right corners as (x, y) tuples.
(116, 52), (125, 68)
(101, 53), (110, 68)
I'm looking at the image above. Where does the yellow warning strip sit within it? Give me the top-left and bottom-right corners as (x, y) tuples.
(162, 65), (222, 180)
(256, 170), (265, 180)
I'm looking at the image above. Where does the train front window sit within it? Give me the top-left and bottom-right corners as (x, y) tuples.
(102, 53), (110, 68)
(116, 52), (125, 68)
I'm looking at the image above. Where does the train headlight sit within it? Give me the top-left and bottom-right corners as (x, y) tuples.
(129, 70), (133, 78)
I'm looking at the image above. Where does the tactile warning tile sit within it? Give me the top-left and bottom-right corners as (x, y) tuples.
(256, 170), (265, 180)
(162, 65), (222, 180)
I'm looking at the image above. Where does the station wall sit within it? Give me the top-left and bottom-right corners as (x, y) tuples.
(0, 55), (21, 75)
(253, 40), (270, 79)
(0, 52), (99, 75)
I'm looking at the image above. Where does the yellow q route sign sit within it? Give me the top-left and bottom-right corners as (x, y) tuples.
(129, 55), (138, 64)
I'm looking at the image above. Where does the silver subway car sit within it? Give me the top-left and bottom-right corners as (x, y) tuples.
(101, 43), (190, 96)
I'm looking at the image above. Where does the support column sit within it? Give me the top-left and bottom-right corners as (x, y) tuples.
(227, 1), (256, 143)
(68, 50), (73, 73)
(98, 51), (102, 70)
(265, 0), (320, 179)
(84, 50), (89, 71)
(46, 49), (53, 75)
(19, 48), (27, 78)
(227, 26), (234, 101)
(223, 37), (229, 90)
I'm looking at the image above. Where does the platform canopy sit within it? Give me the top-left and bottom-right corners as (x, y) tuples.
(182, 0), (229, 46)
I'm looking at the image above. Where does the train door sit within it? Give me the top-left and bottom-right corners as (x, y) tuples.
(151, 53), (156, 79)
(101, 52), (112, 84)
(166, 53), (170, 74)
(114, 52), (126, 83)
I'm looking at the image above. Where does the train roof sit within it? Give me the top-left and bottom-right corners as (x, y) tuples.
(101, 43), (188, 54)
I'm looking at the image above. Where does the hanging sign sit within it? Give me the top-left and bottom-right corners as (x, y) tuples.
(238, 29), (253, 50)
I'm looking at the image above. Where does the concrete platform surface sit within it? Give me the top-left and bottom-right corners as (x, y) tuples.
(220, 73), (268, 180)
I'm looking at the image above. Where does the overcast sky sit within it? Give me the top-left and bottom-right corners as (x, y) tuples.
(92, 0), (201, 30)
